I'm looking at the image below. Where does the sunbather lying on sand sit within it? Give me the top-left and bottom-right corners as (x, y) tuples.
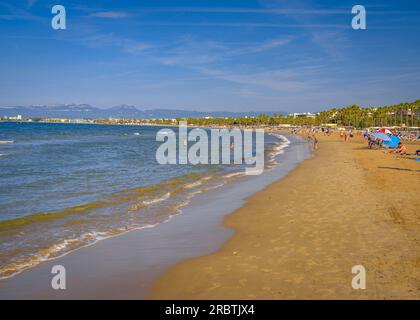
(389, 142), (407, 155)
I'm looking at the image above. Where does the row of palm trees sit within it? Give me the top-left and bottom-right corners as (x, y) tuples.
(176, 100), (420, 129)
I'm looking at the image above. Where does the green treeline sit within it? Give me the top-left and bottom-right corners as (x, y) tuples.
(169, 100), (420, 129)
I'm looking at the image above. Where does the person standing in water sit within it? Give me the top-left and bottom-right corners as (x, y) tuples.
(312, 134), (318, 150)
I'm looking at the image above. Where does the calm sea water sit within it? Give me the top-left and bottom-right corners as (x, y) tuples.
(0, 121), (288, 279)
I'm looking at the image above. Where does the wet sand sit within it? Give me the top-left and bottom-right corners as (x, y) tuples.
(150, 134), (420, 299)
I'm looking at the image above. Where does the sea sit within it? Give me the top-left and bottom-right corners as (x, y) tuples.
(0, 121), (292, 279)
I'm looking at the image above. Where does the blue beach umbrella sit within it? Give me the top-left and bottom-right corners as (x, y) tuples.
(371, 132), (391, 142)
(383, 135), (400, 149)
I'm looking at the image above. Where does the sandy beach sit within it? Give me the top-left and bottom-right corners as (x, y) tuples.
(150, 133), (420, 299)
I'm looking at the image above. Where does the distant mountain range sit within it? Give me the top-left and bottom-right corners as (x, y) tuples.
(0, 104), (285, 119)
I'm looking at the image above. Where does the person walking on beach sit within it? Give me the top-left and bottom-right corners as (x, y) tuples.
(307, 134), (318, 151)
(363, 130), (368, 140)
(312, 134), (318, 150)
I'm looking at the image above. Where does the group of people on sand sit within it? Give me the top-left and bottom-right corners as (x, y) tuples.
(339, 130), (354, 142)
(365, 132), (408, 155)
(293, 126), (419, 160)
(320, 127), (331, 136)
(366, 134), (384, 149)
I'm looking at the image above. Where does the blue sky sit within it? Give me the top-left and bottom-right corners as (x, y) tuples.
(0, 0), (419, 112)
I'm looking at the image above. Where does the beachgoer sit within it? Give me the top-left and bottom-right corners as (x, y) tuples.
(390, 142), (407, 155)
(367, 134), (373, 148)
(312, 134), (318, 150)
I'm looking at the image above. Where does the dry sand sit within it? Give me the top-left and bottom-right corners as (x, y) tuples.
(150, 134), (420, 299)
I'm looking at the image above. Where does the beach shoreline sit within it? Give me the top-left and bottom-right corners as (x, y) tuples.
(0, 123), (297, 281)
(150, 133), (420, 299)
(0, 132), (311, 299)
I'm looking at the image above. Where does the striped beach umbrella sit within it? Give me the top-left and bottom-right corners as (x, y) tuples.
(371, 132), (391, 141)
(377, 128), (395, 135)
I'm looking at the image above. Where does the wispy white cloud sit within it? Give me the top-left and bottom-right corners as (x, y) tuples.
(129, 6), (420, 16)
(156, 36), (293, 68)
(77, 32), (313, 97)
(259, 0), (353, 60)
(53, 22), (153, 56)
(122, 21), (347, 29)
(139, 6), (347, 15)
(90, 11), (129, 19)
(78, 32), (152, 54)
(192, 65), (326, 92)
(228, 38), (293, 55)
(310, 30), (351, 60)
(145, 35), (325, 93)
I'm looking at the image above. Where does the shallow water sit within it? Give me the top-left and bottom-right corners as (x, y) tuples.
(0, 122), (285, 279)
(0, 132), (310, 299)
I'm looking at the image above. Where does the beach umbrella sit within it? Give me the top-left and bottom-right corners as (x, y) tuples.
(383, 135), (400, 149)
(377, 128), (394, 135)
(371, 132), (391, 141)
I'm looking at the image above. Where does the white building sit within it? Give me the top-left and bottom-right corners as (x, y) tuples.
(7, 115), (22, 120)
(288, 112), (316, 118)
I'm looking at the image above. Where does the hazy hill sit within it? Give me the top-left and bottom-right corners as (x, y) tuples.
(0, 104), (284, 119)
